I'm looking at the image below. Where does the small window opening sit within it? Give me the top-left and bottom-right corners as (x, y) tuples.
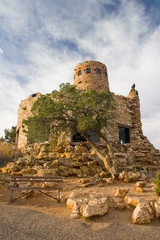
(119, 127), (130, 144)
(86, 68), (91, 74)
(78, 81), (82, 84)
(105, 72), (107, 77)
(32, 93), (37, 98)
(78, 70), (82, 76)
(96, 68), (101, 74)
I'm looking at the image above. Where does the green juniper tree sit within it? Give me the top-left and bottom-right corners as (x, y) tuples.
(23, 83), (118, 177)
(4, 126), (16, 143)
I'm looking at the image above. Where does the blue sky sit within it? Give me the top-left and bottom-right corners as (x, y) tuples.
(0, 0), (160, 149)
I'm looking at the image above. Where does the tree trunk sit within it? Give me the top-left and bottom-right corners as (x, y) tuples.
(83, 133), (118, 178)
(99, 132), (118, 173)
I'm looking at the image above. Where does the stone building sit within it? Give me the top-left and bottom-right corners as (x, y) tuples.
(16, 61), (160, 172)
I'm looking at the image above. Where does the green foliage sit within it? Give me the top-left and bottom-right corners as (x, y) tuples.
(0, 141), (13, 166)
(154, 170), (160, 196)
(23, 83), (115, 143)
(4, 126), (16, 143)
(23, 116), (50, 144)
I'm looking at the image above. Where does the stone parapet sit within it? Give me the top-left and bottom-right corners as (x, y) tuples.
(74, 61), (109, 91)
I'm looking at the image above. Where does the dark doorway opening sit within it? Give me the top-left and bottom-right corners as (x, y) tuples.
(72, 130), (99, 145)
(72, 133), (86, 142)
(119, 126), (130, 144)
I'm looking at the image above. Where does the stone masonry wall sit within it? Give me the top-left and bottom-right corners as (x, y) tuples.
(74, 61), (109, 91)
(16, 93), (41, 149)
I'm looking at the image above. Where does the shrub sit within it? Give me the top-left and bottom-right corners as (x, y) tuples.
(0, 141), (13, 167)
(154, 170), (160, 196)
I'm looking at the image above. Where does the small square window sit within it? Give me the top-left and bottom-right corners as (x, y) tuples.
(78, 70), (82, 76)
(96, 68), (101, 74)
(86, 68), (91, 74)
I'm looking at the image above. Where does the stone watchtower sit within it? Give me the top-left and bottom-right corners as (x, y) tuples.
(74, 61), (110, 91)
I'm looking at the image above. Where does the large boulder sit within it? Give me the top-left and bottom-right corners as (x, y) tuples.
(154, 199), (160, 218)
(132, 202), (154, 224)
(80, 197), (109, 217)
(67, 192), (109, 218)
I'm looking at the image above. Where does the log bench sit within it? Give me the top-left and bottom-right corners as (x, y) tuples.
(10, 176), (63, 202)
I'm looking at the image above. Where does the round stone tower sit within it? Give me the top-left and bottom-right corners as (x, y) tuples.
(74, 61), (109, 91)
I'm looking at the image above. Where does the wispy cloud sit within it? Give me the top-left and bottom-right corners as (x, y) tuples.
(0, 48), (3, 55)
(0, 0), (160, 149)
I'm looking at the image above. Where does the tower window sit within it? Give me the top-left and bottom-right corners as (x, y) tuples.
(86, 68), (91, 74)
(32, 93), (37, 98)
(96, 68), (101, 74)
(78, 70), (82, 76)
(119, 126), (130, 144)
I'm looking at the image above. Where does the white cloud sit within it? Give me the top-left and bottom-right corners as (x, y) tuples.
(0, 48), (3, 55)
(0, 0), (159, 149)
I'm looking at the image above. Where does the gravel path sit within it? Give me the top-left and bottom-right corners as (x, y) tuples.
(0, 205), (160, 240)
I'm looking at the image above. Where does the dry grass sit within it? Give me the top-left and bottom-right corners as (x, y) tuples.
(0, 141), (13, 167)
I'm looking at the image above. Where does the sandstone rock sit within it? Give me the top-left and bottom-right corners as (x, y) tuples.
(100, 171), (107, 178)
(118, 171), (147, 182)
(37, 169), (57, 176)
(71, 168), (82, 176)
(132, 202), (154, 224)
(154, 200), (160, 218)
(20, 168), (37, 175)
(136, 181), (146, 188)
(109, 196), (125, 209)
(90, 149), (96, 155)
(75, 145), (88, 154)
(32, 165), (43, 171)
(67, 192), (109, 218)
(136, 187), (144, 193)
(124, 196), (140, 207)
(79, 178), (90, 184)
(67, 197), (88, 218)
(64, 152), (72, 159)
(21, 156), (36, 167)
(10, 172), (23, 176)
(114, 187), (129, 198)
(0, 168), (7, 173)
(103, 178), (115, 185)
(80, 197), (109, 217)
(43, 162), (52, 169)
(80, 166), (89, 174)
(58, 166), (69, 176)
(51, 160), (59, 168)
(41, 182), (58, 188)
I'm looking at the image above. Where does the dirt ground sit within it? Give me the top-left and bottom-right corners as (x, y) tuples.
(0, 177), (160, 229)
